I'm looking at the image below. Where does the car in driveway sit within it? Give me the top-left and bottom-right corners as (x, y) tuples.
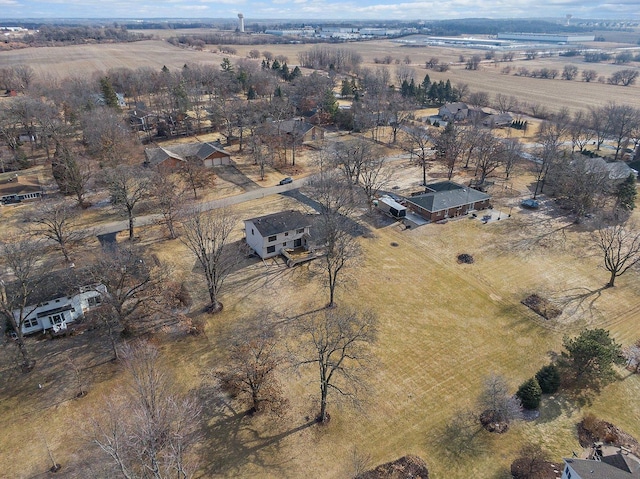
(279, 177), (293, 185)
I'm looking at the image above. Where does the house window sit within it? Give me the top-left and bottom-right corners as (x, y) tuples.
(284, 232), (289, 236)
(282, 242), (287, 247)
(24, 318), (38, 328)
(88, 296), (102, 307)
(267, 245), (276, 254)
(251, 228), (254, 235)
(268, 235), (277, 242)
(296, 228), (304, 234)
(50, 314), (64, 325)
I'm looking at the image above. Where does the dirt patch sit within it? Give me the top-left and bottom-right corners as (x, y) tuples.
(577, 416), (640, 457)
(457, 253), (474, 264)
(355, 455), (429, 479)
(521, 294), (562, 320)
(479, 409), (510, 433)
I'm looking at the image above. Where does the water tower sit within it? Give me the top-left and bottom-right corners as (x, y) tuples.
(565, 14), (572, 26)
(237, 13), (245, 33)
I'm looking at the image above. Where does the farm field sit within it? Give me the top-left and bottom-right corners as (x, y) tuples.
(2, 36), (640, 114)
(1, 162), (639, 478)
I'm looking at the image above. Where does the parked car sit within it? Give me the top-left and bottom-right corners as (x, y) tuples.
(279, 177), (293, 185)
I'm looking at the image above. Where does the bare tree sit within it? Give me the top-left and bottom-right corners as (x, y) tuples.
(329, 138), (392, 209)
(298, 307), (378, 423)
(179, 158), (215, 200)
(568, 110), (594, 153)
(494, 93), (519, 114)
(478, 374), (522, 430)
(402, 125), (433, 186)
(588, 105), (610, 151)
(105, 165), (152, 240)
(0, 235), (45, 371)
(593, 221), (640, 288)
(434, 122), (463, 180)
(533, 112), (570, 198)
(603, 103), (640, 161)
(151, 173), (184, 239)
(473, 132), (505, 184)
(89, 340), (201, 479)
(91, 245), (171, 350)
(308, 166), (362, 307)
(502, 138), (523, 180)
(216, 315), (287, 414)
(180, 207), (241, 313)
(25, 199), (86, 262)
(51, 143), (93, 208)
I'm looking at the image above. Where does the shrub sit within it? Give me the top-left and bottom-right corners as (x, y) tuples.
(516, 378), (542, 410)
(535, 364), (561, 394)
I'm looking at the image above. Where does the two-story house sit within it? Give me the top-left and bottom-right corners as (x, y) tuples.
(244, 210), (312, 259)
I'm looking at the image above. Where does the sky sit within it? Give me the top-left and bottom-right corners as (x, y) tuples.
(2, 0), (639, 21)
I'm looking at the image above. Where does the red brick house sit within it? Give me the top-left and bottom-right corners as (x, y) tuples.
(405, 181), (491, 222)
(144, 141), (232, 174)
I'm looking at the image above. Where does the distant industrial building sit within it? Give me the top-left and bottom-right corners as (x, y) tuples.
(497, 33), (595, 43)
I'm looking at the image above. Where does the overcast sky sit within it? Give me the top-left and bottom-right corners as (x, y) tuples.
(3, 0), (639, 21)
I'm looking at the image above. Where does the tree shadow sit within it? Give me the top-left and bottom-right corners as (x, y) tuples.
(535, 393), (579, 424)
(196, 382), (315, 477)
(550, 285), (608, 317)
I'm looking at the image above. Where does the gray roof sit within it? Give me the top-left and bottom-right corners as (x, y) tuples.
(144, 141), (231, 167)
(406, 182), (490, 213)
(582, 157), (638, 180)
(245, 210), (312, 237)
(273, 120), (316, 135)
(565, 456), (640, 479)
(5, 267), (97, 308)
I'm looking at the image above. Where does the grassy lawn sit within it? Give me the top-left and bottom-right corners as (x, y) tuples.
(1, 169), (639, 478)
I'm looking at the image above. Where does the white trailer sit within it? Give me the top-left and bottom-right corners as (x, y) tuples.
(377, 196), (407, 218)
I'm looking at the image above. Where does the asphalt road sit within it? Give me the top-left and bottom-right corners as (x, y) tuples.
(94, 177), (310, 236)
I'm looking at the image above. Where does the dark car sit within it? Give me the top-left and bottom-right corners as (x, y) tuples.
(279, 177), (293, 185)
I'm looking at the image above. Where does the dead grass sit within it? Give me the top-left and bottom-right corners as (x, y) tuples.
(2, 178), (639, 479)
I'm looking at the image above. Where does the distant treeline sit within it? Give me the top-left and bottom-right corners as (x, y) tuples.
(6, 25), (151, 45)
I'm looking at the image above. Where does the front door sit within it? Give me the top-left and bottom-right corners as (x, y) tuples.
(294, 238), (302, 247)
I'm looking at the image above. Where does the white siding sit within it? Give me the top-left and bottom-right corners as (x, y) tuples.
(243, 220), (310, 259)
(15, 285), (106, 335)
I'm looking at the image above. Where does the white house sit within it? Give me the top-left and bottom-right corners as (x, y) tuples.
(244, 210), (312, 259)
(8, 269), (106, 335)
(562, 449), (640, 479)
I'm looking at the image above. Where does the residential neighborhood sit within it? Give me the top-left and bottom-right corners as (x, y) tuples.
(0, 15), (640, 479)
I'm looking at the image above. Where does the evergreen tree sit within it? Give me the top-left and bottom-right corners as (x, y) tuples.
(341, 79), (353, 97)
(290, 66), (302, 80)
(616, 173), (637, 211)
(535, 364), (561, 394)
(271, 59), (281, 71)
(408, 78), (417, 98)
(100, 77), (120, 110)
(281, 63), (290, 80)
(516, 378), (542, 410)
(421, 74), (431, 90)
(221, 58), (234, 72)
(247, 85), (257, 100)
(561, 328), (625, 386)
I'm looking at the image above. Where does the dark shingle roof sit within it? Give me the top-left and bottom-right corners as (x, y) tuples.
(4, 267), (97, 307)
(406, 182), (490, 213)
(565, 456), (640, 479)
(144, 141), (231, 167)
(245, 210), (312, 237)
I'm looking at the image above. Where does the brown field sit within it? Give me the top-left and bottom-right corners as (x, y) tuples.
(2, 37), (640, 114)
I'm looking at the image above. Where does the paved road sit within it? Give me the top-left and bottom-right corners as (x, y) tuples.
(94, 148), (417, 236)
(94, 177), (310, 236)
